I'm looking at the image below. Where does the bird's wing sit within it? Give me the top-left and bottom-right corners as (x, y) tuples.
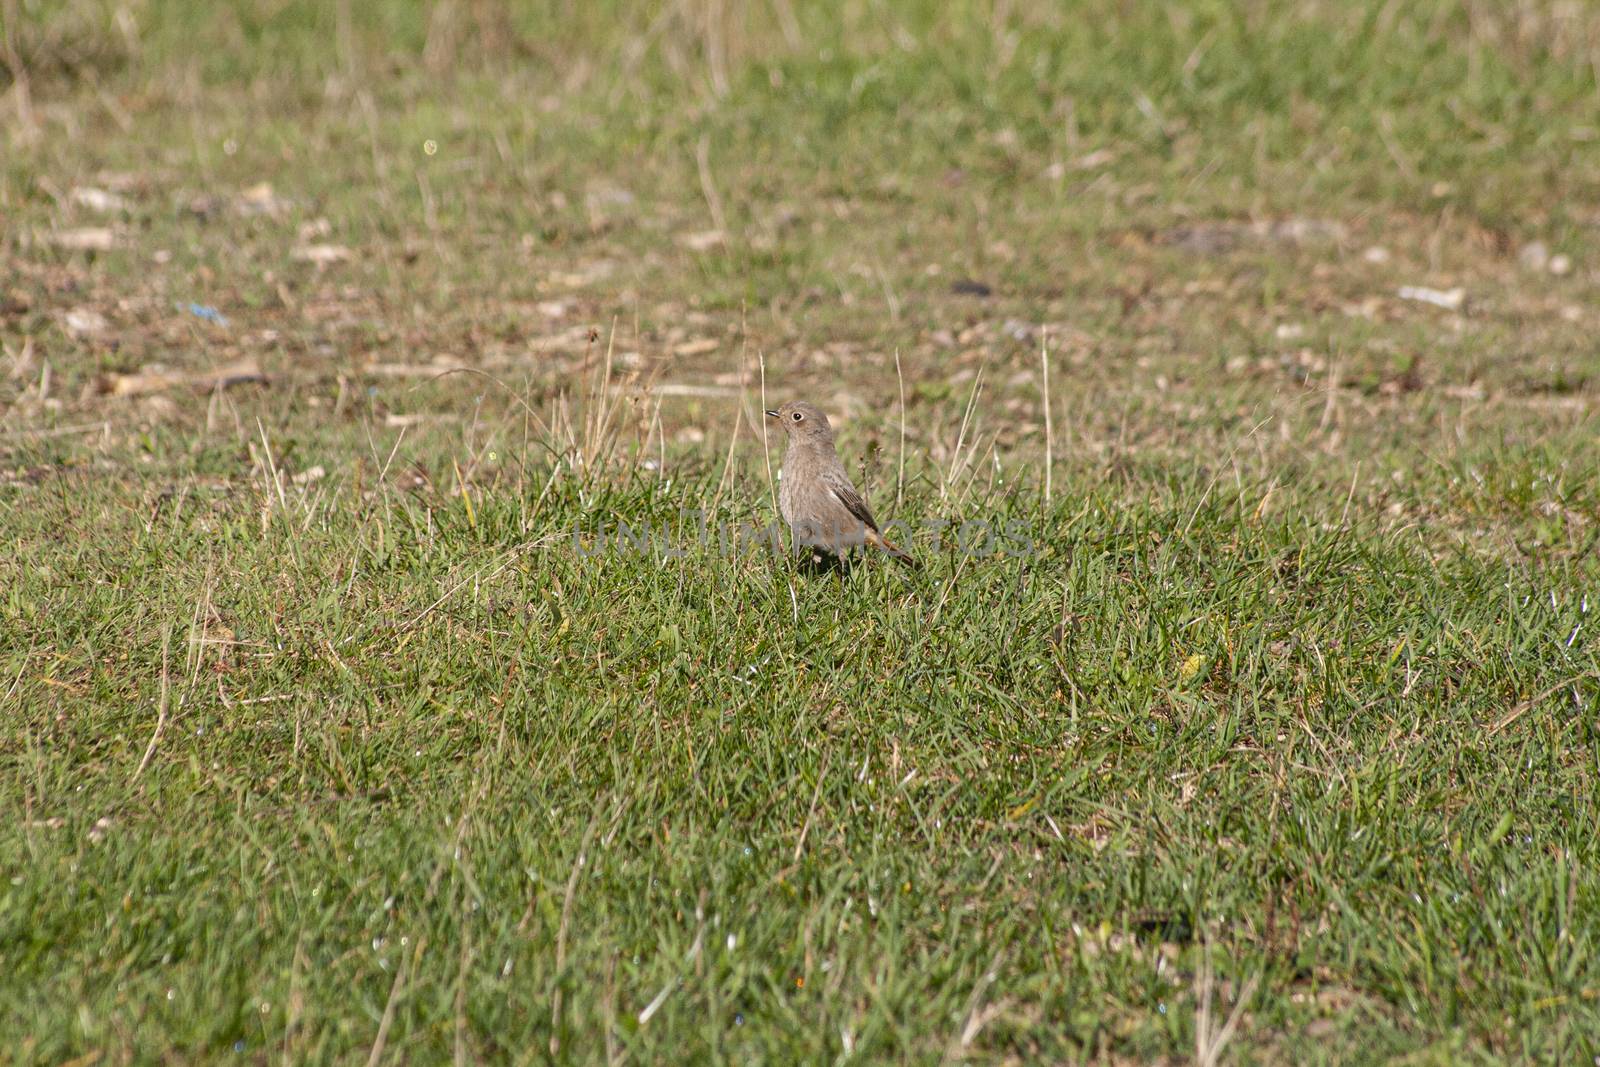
(821, 470), (880, 532)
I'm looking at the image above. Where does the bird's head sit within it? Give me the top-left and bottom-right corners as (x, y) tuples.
(764, 400), (834, 444)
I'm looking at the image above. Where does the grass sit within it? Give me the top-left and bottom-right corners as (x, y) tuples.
(4, 0), (1600, 1062)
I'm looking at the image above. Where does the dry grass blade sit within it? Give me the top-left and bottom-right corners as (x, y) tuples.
(1194, 946), (1260, 1067)
(366, 937), (425, 1067)
(550, 812), (606, 1056)
(130, 624), (171, 784)
(940, 365), (986, 504)
(943, 950), (1006, 1061)
(1489, 670), (1600, 735)
(1039, 329), (1053, 504)
(894, 347), (907, 511)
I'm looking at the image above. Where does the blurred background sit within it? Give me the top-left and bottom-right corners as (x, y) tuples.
(5, 1), (1597, 468)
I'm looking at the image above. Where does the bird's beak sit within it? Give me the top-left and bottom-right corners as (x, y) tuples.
(763, 409), (779, 419)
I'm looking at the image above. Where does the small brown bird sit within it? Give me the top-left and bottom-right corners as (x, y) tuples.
(765, 400), (916, 567)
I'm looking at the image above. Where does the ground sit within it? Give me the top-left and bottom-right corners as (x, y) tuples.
(3, 1), (1599, 1063)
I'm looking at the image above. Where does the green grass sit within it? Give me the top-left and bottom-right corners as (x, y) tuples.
(4, 0), (1600, 1062)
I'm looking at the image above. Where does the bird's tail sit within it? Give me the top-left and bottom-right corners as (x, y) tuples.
(867, 528), (920, 569)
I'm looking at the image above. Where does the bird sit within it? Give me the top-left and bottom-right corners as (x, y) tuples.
(764, 400), (917, 568)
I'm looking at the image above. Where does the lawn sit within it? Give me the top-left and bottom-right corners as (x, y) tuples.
(3, 0), (1599, 1062)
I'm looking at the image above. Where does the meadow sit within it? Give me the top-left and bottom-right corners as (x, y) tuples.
(3, 1), (1600, 1062)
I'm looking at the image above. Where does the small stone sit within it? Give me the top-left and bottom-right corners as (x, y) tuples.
(63, 308), (109, 337)
(1397, 285), (1465, 311)
(291, 244), (353, 266)
(50, 227), (115, 251)
(672, 337), (719, 356)
(237, 182), (293, 216)
(678, 230), (726, 252)
(1075, 148), (1116, 170)
(70, 187), (129, 213)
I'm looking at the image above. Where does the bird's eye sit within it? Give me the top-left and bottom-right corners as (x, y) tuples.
(792, 412), (803, 421)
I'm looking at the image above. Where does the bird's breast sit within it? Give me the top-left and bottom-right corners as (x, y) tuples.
(777, 463), (799, 523)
